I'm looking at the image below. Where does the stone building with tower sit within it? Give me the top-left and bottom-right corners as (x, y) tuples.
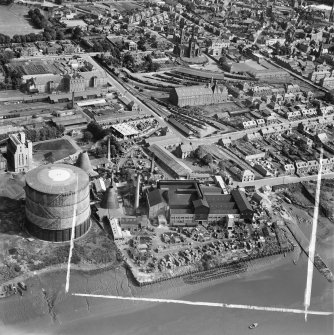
(173, 27), (202, 59)
(170, 79), (228, 107)
(6, 132), (33, 173)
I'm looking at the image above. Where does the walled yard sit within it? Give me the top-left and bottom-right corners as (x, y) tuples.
(117, 218), (294, 285)
(32, 137), (79, 165)
(110, 1), (143, 13)
(200, 102), (244, 117)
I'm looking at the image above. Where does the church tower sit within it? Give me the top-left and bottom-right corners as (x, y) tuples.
(188, 26), (196, 58)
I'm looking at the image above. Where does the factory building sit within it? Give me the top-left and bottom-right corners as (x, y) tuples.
(6, 132), (33, 173)
(169, 82), (228, 107)
(146, 180), (253, 226)
(25, 164), (91, 242)
(111, 123), (139, 139)
(148, 144), (192, 179)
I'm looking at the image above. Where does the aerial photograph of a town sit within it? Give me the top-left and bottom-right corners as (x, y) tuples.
(0, 0), (333, 334)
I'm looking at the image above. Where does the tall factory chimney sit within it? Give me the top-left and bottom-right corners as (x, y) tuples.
(330, 0), (334, 22)
(72, 91), (75, 109)
(107, 137), (111, 162)
(150, 155), (155, 175)
(134, 173), (141, 211)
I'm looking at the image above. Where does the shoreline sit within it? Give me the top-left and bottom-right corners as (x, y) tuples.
(0, 246), (300, 334)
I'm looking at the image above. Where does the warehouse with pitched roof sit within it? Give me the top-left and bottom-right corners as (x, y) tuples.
(169, 83), (228, 107)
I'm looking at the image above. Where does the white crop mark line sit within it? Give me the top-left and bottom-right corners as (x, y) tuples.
(65, 173), (79, 293)
(304, 147), (324, 321)
(72, 293), (333, 316)
(68, 148), (333, 320)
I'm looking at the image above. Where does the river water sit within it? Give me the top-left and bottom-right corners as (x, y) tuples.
(53, 253), (333, 335)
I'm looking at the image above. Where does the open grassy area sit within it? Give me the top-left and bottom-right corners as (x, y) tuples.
(0, 4), (42, 37)
(200, 102), (243, 117)
(110, 1), (143, 13)
(0, 202), (119, 284)
(33, 138), (77, 163)
(303, 180), (334, 221)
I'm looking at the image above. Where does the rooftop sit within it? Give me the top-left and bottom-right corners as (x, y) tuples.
(25, 164), (89, 194)
(112, 123), (139, 136)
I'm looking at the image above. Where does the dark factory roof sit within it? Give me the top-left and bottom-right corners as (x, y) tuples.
(25, 164), (89, 194)
(231, 189), (252, 213)
(147, 189), (164, 207)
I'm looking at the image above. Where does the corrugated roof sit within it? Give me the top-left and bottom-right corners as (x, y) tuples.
(149, 144), (192, 177)
(174, 85), (213, 98)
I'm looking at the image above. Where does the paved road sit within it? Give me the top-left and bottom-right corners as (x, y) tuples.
(89, 56), (334, 149)
(235, 171), (334, 188)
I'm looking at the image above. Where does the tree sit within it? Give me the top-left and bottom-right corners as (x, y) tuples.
(122, 52), (135, 69)
(56, 30), (65, 40)
(218, 160), (226, 170)
(83, 130), (93, 142)
(55, 0), (63, 4)
(195, 146), (205, 159)
(202, 153), (213, 165)
(72, 27), (82, 40)
(110, 145), (117, 157)
(219, 55), (227, 65)
(325, 90), (334, 104)
(86, 122), (107, 140)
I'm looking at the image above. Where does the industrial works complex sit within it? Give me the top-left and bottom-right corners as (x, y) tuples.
(22, 162), (252, 242)
(147, 180), (253, 226)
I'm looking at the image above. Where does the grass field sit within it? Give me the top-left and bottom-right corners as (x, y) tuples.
(33, 138), (77, 163)
(201, 102), (242, 117)
(0, 4), (42, 37)
(110, 1), (143, 13)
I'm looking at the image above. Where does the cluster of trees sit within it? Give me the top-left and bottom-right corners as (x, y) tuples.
(272, 42), (290, 56)
(121, 53), (160, 72)
(28, 8), (48, 29)
(92, 40), (120, 57)
(142, 54), (160, 72)
(97, 53), (121, 68)
(72, 26), (82, 40)
(137, 36), (147, 51)
(84, 122), (122, 157)
(122, 52), (136, 70)
(0, 27), (67, 45)
(0, 34), (11, 45)
(25, 124), (64, 143)
(85, 122), (109, 141)
(325, 90), (334, 104)
(94, 139), (121, 158)
(0, 49), (14, 65)
(194, 147), (213, 165)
